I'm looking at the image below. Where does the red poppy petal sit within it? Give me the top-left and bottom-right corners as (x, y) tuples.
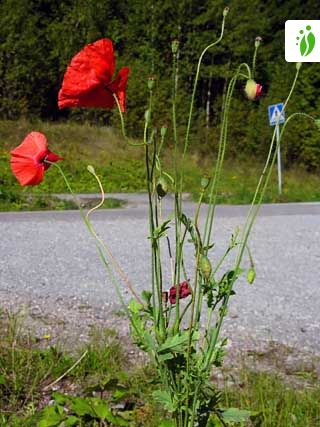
(58, 39), (115, 110)
(10, 132), (48, 161)
(10, 157), (44, 186)
(108, 67), (130, 112)
(59, 83), (115, 109)
(86, 39), (115, 83)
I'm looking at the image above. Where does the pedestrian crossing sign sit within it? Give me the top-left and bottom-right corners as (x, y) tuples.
(268, 103), (285, 126)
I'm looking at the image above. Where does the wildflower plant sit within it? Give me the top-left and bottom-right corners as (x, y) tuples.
(9, 7), (318, 427)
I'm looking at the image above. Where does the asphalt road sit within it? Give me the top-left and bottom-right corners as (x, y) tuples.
(1, 196), (319, 355)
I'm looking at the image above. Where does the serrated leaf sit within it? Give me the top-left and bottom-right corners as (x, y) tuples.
(157, 332), (189, 354)
(52, 392), (66, 405)
(220, 407), (255, 423)
(69, 397), (95, 417)
(152, 390), (176, 412)
(64, 416), (79, 426)
(39, 406), (64, 427)
(128, 299), (143, 314)
(91, 398), (111, 419)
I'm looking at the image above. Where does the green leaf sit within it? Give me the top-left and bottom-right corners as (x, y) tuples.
(39, 406), (64, 427)
(220, 407), (255, 423)
(152, 390), (176, 412)
(159, 420), (175, 427)
(0, 375), (7, 386)
(141, 290), (152, 304)
(64, 416), (79, 426)
(157, 332), (189, 354)
(69, 397), (95, 417)
(128, 299), (143, 314)
(91, 398), (111, 419)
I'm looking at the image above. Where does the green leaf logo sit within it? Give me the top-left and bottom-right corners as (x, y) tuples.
(297, 25), (316, 57)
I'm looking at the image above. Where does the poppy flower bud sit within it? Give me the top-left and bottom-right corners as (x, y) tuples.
(247, 267), (256, 284)
(201, 176), (210, 190)
(87, 165), (96, 175)
(156, 177), (168, 198)
(255, 36), (262, 48)
(245, 79), (262, 100)
(171, 39), (179, 54)
(147, 76), (156, 91)
(223, 6), (229, 17)
(200, 255), (212, 280)
(145, 109), (151, 123)
(160, 125), (167, 138)
(296, 62), (302, 71)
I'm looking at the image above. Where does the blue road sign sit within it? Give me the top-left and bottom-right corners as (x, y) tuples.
(268, 103), (285, 126)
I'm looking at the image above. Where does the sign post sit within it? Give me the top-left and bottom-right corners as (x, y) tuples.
(268, 103), (285, 195)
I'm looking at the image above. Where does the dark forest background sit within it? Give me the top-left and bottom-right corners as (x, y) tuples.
(0, 0), (320, 169)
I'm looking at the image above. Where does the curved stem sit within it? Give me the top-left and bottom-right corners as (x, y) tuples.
(203, 65), (303, 370)
(113, 94), (146, 147)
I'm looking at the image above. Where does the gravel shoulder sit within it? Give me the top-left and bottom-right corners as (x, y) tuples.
(1, 197), (320, 378)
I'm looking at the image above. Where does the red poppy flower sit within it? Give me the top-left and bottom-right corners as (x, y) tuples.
(169, 281), (191, 304)
(58, 39), (130, 112)
(10, 132), (62, 186)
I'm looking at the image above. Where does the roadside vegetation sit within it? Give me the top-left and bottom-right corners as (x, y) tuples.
(0, 310), (319, 426)
(1, 120), (320, 211)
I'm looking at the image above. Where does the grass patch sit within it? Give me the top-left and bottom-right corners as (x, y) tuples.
(221, 370), (320, 427)
(0, 310), (319, 426)
(1, 119), (320, 210)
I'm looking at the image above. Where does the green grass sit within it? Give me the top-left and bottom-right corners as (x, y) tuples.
(0, 310), (319, 426)
(1, 119), (320, 211)
(221, 370), (320, 427)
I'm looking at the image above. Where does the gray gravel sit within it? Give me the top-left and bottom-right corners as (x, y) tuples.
(0, 196), (319, 361)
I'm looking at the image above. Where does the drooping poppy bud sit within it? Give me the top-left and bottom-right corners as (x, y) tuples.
(200, 255), (212, 280)
(247, 267), (256, 284)
(156, 177), (168, 198)
(10, 132), (62, 186)
(245, 79), (263, 100)
(200, 176), (210, 190)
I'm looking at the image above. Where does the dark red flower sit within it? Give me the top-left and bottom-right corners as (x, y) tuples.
(10, 132), (62, 186)
(169, 281), (191, 304)
(58, 39), (130, 112)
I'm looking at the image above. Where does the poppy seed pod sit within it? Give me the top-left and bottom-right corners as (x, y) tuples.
(156, 177), (168, 198)
(245, 79), (262, 100)
(171, 39), (179, 54)
(255, 36), (262, 48)
(247, 267), (256, 284)
(160, 126), (167, 138)
(223, 6), (229, 17)
(296, 62), (302, 70)
(147, 76), (156, 91)
(200, 255), (212, 280)
(144, 109), (151, 123)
